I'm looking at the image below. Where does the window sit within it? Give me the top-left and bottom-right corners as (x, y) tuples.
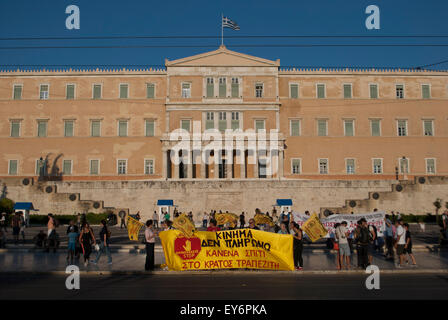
(344, 120), (354, 136)
(40, 85), (49, 100)
(93, 84), (102, 99)
(319, 159), (328, 174)
(206, 112), (214, 130)
(290, 84), (299, 99)
(119, 84), (129, 99)
(13, 85), (22, 100)
(399, 158), (409, 174)
(218, 112), (227, 132)
(290, 120), (300, 136)
(145, 120), (155, 137)
(255, 119), (265, 132)
(145, 159), (154, 175)
(117, 160), (127, 175)
(317, 119), (327, 136)
(370, 119), (381, 136)
(255, 83), (263, 98)
(206, 78), (214, 98)
(373, 159), (382, 174)
(8, 160), (18, 175)
(346, 159), (355, 174)
(426, 158), (436, 174)
(317, 84), (326, 98)
(422, 84), (431, 99)
(37, 120), (47, 137)
(146, 83), (155, 99)
(291, 159), (301, 174)
(343, 84), (352, 99)
(182, 83), (191, 98)
(91, 120), (101, 137)
(369, 84), (378, 99)
(231, 78), (239, 98)
(396, 84), (404, 99)
(219, 78), (226, 98)
(62, 160), (72, 175)
(118, 120), (128, 137)
(231, 112), (240, 130)
(10, 121), (21, 137)
(181, 119), (191, 132)
(397, 120), (407, 136)
(90, 160), (99, 175)
(35, 159), (41, 175)
(66, 84), (75, 99)
(423, 120), (434, 136)
(64, 120), (74, 137)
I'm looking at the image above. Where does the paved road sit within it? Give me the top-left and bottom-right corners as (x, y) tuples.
(1, 273), (447, 300)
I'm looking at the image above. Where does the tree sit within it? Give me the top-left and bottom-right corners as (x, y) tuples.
(0, 198), (15, 214)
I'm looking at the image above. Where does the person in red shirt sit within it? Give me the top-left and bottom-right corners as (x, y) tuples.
(207, 219), (221, 232)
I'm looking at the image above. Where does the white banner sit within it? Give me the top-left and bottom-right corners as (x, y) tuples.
(292, 212), (386, 238)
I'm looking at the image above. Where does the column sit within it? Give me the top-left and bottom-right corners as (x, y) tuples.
(188, 150), (194, 179)
(278, 146), (284, 180)
(162, 148), (167, 180)
(253, 150), (258, 178)
(241, 150), (247, 179)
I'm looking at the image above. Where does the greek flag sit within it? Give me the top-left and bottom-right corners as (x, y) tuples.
(222, 16), (240, 30)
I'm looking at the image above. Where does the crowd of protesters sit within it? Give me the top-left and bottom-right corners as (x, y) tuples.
(1, 208), (447, 272)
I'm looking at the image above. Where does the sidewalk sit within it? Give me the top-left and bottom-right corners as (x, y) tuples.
(1, 249), (448, 274)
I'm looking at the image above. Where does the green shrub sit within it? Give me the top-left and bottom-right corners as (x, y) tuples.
(0, 198), (14, 214)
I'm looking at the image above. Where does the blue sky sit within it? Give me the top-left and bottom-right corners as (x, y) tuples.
(0, 0), (447, 70)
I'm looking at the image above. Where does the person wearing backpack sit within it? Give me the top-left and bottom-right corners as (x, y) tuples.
(92, 219), (112, 265)
(357, 218), (370, 269)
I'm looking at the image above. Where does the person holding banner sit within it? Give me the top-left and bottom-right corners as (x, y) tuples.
(144, 220), (156, 271)
(290, 222), (304, 270)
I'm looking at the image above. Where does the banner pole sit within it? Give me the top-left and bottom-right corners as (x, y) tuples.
(221, 13), (223, 46)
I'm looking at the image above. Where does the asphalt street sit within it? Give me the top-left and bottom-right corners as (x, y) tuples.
(1, 273), (447, 300)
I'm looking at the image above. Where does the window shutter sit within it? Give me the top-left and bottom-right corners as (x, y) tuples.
(11, 122), (20, 137)
(291, 120), (300, 136)
(317, 84), (325, 98)
(66, 85), (75, 99)
(290, 84), (299, 99)
(119, 121), (127, 136)
(120, 84), (128, 98)
(9, 160), (18, 175)
(63, 160), (71, 175)
(422, 85), (430, 99)
(64, 121), (74, 137)
(93, 85), (101, 99)
(147, 84), (155, 99)
(146, 120), (155, 136)
(90, 160), (99, 175)
(91, 121), (100, 137)
(371, 120), (380, 136)
(318, 120), (327, 136)
(370, 84), (378, 99)
(181, 120), (190, 132)
(38, 121), (47, 137)
(343, 84), (352, 98)
(424, 120), (433, 136)
(255, 120), (265, 132)
(13, 86), (22, 100)
(344, 120), (354, 136)
(231, 83), (239, 98)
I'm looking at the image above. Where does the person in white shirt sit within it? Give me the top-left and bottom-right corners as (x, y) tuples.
(335, 221), (351, 269)
(152, 211), (159, 229)
(395, 219), (406, 267)
(202, 212), (209, 229)
(144, 220), (156, 271)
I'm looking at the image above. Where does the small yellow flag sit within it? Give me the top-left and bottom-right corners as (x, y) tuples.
(301, 213), (328, 242)
(126, 216), (145, 241)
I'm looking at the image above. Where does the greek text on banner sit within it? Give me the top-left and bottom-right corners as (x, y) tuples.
(159, 229), (294, 271)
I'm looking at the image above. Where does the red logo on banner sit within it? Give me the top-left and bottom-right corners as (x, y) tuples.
(174, 235), (201, 260)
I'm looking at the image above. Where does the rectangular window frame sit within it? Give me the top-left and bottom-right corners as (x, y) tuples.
(343, 83), (352, 99)
(369, 83), (378, 99)
(317, 119), (328, 136)
(181, 119), (191, 132)
(119, 83), (129, 99)
(66, 83), (76, 100)
(423, 119), (434, 136)
(290, 119), (301, 136)
(64, 120), (75, 137)
(291, 158), (302, 174)
(397, 119), (408, 137)
(396, 84), (405, 99)
(290, 83), (299, 99)
(13, 84), (23, 100)
(181, 82), (191, 98)
(421, 84), (431, 99)
(92, 84), (102, 99)
(316, 83), (326, 99)
(117, 159), (127, 175)
(62, 159), (73, 176)
(90, 120), (101, 137)
(145, 119), (155, 137)
(144, 159), (155, 175)
(8, 159), (18, 175)
(318, 158), (329, 174)
(370, 119), (382, 136)
(37, 120), (48, 138)
(255, 119), (266, 133)
(39, 84), (49, 100)
(255, 83), (264, 98)
(343, 119), (355, 137)
(345, 158), (356, 174)
(425, 158), (436, 174)
(118, 120), (129, 137)
(146, 83), (156, 99)
(89, 159), (100, 175)
(372, 158), (383, 174)
(10, 120), (21, 137)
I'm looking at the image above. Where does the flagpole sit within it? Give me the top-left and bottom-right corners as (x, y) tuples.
(221, 13), (223, 46)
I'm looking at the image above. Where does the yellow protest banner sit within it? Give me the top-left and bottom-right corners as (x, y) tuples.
(159, 229), (294, 271)
(301, 213), (328, 242)
(126, 216), (144, 241)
